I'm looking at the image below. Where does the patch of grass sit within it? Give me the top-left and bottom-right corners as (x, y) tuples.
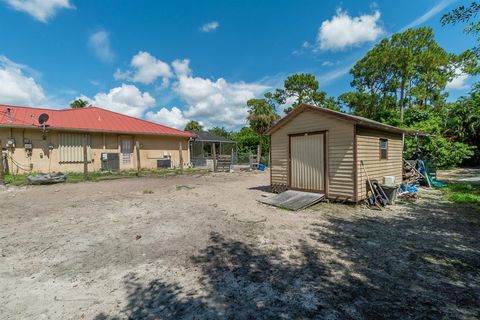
(2, 168), (210, 186)
(3, 173), (29, 186)
(448, 193), (480, 204)
(443, 182), (480, 206)
(143, 188), (154, 194)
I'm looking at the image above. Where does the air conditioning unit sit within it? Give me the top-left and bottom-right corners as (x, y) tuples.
(101, 153), (119, 171)
(157, 158), (171, 168)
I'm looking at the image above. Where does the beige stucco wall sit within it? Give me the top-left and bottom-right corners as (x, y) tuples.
(0, 127), (190, 174)
(356, 127), (403, 200)
(270, 109), (355, 200)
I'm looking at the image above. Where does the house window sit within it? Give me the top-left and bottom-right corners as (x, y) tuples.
(121, 139), (132, 165)
(379, 138), (388, 160)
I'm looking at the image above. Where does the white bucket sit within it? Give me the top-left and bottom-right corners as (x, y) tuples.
(383, 176), (396, 186)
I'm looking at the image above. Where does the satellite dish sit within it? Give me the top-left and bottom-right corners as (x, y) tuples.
(38, 113), (49, 125)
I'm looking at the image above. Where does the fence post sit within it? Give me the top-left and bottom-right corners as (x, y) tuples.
(83, 135), (88, 180)
(257, 144), (261, 165)
(179, 141), (184, 170)
(0, 140), (4, 185)
(136, 140), (141, 173)
(212, 143), (217, 172)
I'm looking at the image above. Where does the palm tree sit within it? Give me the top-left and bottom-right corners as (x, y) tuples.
(246, 98), (280, 161)
(184, 120), (203, 131)
(70, 99), (90, 108)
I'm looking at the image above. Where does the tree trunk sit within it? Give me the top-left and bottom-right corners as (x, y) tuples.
(399, 79), (406, 122)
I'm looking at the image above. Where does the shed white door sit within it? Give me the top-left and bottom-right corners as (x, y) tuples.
(289, 133), (325, 192)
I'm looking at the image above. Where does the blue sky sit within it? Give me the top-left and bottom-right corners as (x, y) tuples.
(0, 0), (476, 129)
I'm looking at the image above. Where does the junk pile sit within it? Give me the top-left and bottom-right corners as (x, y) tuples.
(360, 161), (397, 209)
(400, 159), (447, 201)
(27, 172), (66, 185)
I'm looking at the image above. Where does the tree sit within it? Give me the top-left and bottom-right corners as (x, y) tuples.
(350, 27), (462, 122)
(267, 73), (340, 113)
(184, 120), (203, 131)
(246, 98), (280, 160)
(230, 127), (263, 155)
(442, 2), (480, 56)
(443, 83), (480, 165)
(208, 127), (231, 139)
(70, 99), (90, 108)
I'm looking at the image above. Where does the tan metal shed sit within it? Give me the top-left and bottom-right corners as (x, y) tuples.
(265, 104), (406, 202)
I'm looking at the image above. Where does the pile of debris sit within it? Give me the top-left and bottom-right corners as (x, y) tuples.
(399, 159), (446, 201)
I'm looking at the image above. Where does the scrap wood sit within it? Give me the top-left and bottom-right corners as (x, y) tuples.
(403, 159), (427, 180)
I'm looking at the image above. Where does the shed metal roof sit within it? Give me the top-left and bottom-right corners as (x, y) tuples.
(188, 130), (234, 143)
(265, 104), (407, 135)
(0, 104), (194, 137)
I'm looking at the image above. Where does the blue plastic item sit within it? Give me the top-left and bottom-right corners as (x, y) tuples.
(407, 185), (418, 193)
(258, 163), (266, 171)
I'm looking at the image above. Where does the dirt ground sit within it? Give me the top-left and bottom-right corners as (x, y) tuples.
(1, 171), (479, 320)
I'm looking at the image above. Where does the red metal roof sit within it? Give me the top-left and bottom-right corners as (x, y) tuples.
(0, 104), (193, 137)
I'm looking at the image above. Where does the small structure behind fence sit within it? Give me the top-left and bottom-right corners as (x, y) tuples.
(188, 130), (237, 171)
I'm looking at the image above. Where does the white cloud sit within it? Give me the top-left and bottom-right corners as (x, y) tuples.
(302, 41), (312, 49)
(317, 64), (353, 86)
(145, 107), (189, 129)
(446, 68), (470, 91)
(88, 30), (115, 63)
(172, 59), (191, 77)
(172, 60), (269, 128)
(78, 84), (155, 118)
(114, 51), (173, 85)
(404, 0), (457, 30)
(200, 21), (219, 32)
(0, 55), (45, 105)
(317, 9), (384, 51)
(5, 0), (74, 22)
(110, 56), (269, 128)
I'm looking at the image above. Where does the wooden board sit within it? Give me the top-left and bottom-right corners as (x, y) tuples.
(259, 190), (325, 211)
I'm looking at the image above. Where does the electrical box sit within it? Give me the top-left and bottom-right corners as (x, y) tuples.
(6, 139), (15, 148)
(24, 143), (33, 151)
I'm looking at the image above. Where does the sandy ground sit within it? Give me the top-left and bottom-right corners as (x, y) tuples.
(1, 171), (479, 320)
(438, 168), (480, 184)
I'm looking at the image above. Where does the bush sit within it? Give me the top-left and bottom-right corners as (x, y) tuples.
(404, 136), (475, 168)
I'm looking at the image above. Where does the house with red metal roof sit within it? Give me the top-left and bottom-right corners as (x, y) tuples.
(0, 104), (195, 173)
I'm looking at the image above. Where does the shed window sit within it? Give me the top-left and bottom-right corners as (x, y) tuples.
(379, 138), (388, 160)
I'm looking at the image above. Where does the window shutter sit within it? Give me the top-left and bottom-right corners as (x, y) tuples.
(59, 133), (91, 163)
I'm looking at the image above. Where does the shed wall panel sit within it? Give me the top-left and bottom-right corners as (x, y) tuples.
(356, 127), (403, 200)
(270, 110), (355, 199)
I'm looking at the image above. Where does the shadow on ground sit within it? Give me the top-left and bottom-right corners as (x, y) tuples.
(247, 185), (272, 192)
(95, 200), (480, 319)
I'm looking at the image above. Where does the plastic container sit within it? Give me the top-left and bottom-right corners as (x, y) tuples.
(381, 185), (397, 204)
(258, 163), (266, 171)
(383, 176), (396, 186)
